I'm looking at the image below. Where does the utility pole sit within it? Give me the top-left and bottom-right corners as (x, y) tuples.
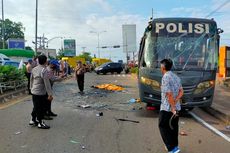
(125, 32), (129, 64)
(1, 0), (5, 49)
(42, 33), (47, 49)
(152, 8), (153, 19)
(35, 0), (38, 54)
(97, 33), (100, 58)
(82, 47), (86, 53)
(90, 30), (106, 58)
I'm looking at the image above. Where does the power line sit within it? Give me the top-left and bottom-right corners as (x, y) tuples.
(205, 0), (230, 18)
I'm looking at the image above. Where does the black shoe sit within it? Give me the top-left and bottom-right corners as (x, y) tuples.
(38, 121), (50, 129)
(48, 112), (57, 117)
(43, 116), (53, 120)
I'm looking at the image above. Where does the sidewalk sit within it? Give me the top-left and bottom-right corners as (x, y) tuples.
(0, 88), (27, 103)
(0, 75), (73, 104)
(202, 84), (230, 124)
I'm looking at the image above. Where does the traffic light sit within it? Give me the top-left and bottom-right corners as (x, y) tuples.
(113, 45), (120, 48)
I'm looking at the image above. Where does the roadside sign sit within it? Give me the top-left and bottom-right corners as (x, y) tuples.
(64, 39), (76, 56)
(8, 39), (25, 49)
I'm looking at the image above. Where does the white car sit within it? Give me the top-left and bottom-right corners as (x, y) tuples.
(0, 53), (20, 68)
(0, 53), (10, 65)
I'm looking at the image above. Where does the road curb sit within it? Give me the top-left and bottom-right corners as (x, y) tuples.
(201, 106), (230, 124)
(0, 88), (27, 104)
(0, 76), (73, 104)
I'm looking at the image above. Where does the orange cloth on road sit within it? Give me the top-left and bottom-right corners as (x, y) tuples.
(95, 84), (124, 91)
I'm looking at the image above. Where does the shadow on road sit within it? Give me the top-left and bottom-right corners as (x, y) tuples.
(135, 109), (159, 118)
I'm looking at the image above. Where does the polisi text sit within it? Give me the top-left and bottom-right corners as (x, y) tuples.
(155, 23), (210, 34)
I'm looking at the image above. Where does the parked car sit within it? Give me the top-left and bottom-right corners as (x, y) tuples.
(95, 62), (123, 75)
(0, 53), (10, 65)
(1, 61), (20, 68)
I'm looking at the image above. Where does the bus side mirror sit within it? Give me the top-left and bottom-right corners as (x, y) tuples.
(217, 28), (224, 34)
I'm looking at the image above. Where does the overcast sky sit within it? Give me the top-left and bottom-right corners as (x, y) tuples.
(3, 0), (230, 61)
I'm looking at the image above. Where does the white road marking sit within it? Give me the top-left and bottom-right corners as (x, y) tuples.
(189, 111), (230, 143)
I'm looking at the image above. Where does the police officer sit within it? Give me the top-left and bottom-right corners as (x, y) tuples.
(29, 55), (53, 129)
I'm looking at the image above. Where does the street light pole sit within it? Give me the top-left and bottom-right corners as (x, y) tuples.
(46, 36), (63, 48)
(90, 30), (106, 58)
(97, 33), (100, 58)
(1, 0), (5, 49)
(35, 0), (38, 55)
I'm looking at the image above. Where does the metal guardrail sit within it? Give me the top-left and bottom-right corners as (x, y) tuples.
(0, 79), (27, 94)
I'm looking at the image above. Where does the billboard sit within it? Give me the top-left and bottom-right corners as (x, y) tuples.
(64, 39), (76, 56)
(8, 39), (25, 49)
(122, 24), (136, 53)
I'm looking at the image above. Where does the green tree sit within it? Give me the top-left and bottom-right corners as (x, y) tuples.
(78, 52), (92, 62)
(0, 19), (25, 48)
(57, 48), (65, 59)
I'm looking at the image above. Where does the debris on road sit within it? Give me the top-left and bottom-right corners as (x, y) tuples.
(14, 131), (22, 135)
(81, 146), (86, 149)
(70, 140), (80, 144)
(136, 98), (141, 103)
(92, 84), (124, 91)
(96, 112), (103, 117)
(129, 98), (141, 104)
(115, 118), (140, 123)
(129, 98), (136, 103)
(78, 105), (91, 109)
(96, 104), (108, 109)
(20, 145), (27, 148)
(179, 131), (188, 136)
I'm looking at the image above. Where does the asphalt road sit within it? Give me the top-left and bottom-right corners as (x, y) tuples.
(0, 72), (229, 153)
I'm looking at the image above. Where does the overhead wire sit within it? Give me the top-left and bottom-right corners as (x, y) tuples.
(205, 0), (230, 18)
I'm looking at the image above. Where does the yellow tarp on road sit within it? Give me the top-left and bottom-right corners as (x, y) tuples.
(94, 84), (124, 91)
